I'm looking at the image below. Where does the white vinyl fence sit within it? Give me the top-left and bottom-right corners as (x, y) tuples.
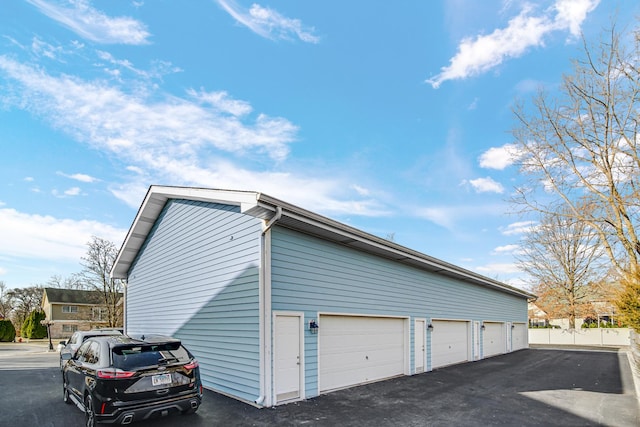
(529, 328), (631, 346)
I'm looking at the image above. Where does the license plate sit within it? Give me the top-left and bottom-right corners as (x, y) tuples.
(151, 373), (172, 386)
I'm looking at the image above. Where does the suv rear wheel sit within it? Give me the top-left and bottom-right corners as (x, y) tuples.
(62, 379), (71, 404)
(85, 394), (96, 427)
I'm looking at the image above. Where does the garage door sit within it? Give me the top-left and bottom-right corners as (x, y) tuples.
(483, 322), (505, 357)
(319, 315), (406, 392)
(431, 320), (470, 369)
(512, 323), (528, 351)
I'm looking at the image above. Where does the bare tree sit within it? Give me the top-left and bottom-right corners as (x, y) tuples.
(6, 286), (43, 332)
(511, 24), (640, 274)
(517, 209), (605, 328)
(80, 236), (124, 328)
(47, 274), (85, 290)
(0, 281), (13, 319)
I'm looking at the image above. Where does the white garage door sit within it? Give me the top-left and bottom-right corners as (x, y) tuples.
(483, 322), (505, 357)
(431, 320), (470, 369)
(512, 323), (528, 351)
(319, 315), (406, 392)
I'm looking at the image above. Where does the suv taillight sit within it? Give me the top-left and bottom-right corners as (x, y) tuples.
(97, 369), (136, 379)
(183, 360), (198, 370)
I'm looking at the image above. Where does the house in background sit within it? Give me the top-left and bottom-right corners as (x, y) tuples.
(41, 288), (123, 338)
(112, 186), (534, 408)
(528, 302), (549, 327)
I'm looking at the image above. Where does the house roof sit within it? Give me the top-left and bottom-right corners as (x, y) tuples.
(43, 287), (121, 305)
(111, 185), (535, 299)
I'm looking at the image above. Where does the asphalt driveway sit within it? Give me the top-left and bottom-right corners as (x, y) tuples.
(0, 343), (637, 426)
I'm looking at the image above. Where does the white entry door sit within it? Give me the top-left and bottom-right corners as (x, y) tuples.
(274, 313), (302, 403)
(483, 322), (505, 358)
(512, 323), (528, 350)
(415, 319), (426, 373)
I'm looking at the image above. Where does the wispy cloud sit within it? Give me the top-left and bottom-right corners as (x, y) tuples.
(188, 89), (253, 117)
(0, 207), (126, 262)
(0, 56), (296, 162)
(96, 51), (182, 81)
(427, 0), (600, 88)
(57, 171), (99, 183)
(0, 56), (386, 218)
(479, 144), (521, 170)
(492, 244), (520, 254)
(27, 0), (150, 45)
(500, 220), (536, 236)
(217, 0), (320, 43)
(416, 203), (504, 230)
(465, 176), (505, 194)
(52, 187), (83, 197)
(476, 262), (522, 275)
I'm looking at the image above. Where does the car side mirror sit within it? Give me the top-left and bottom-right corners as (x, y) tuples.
(59, 341), (67, 346)
(61, 353), (73, 361)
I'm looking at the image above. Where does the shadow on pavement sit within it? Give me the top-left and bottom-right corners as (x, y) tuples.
(1, 348), (637, 427)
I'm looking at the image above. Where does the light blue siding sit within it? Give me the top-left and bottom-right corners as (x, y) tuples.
(126, 199), (262, 403)
(270, 226), (527, 398)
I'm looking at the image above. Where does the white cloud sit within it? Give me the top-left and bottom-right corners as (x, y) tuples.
(479, 144), (521, 170)
(415, 207), (456, 229)
(52, 187), (83, 197)
(187, 89), (253, 117)
(0, 56), (389, 220)
(415, 203), (505, 230)
(554, 0), (600, 37)
(501, 220), (536, 235)
(109, 158), (390, 217)
(96, 51), (182, 81)
(31, 36), (67, 60)
(492, 244), (520, 254)
(0, 56), (297, 162)
(0, 208), (126, 262)
(217, 0), (320, 43)
(351, 184), (371, 197)
(427, 0), (599, 88)
(467, 176), (504, 194)
(476, 262), (522, 275)
(27, 0), (150, 45)
(58, 171), (99, 183)
(64, 187), (82, 196)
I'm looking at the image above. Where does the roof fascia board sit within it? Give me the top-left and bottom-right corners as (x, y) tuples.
(112, 186), (533, 299)
(254, 196), (533, 299)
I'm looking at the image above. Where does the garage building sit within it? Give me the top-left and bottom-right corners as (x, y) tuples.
(111, 186), (533, 408)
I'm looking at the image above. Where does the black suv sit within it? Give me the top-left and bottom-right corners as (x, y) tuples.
(61, 335), (202, 426)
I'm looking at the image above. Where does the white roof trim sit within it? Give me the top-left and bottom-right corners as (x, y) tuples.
(111, 185), (533, 299)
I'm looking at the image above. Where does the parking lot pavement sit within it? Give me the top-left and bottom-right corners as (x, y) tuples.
(0, 344), (638, 427)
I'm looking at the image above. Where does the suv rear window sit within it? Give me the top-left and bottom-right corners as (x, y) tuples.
(112, 342), (191, 370)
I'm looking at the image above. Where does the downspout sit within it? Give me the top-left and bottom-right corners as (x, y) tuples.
(262, 206), (282, 236)
(257, 206), (282, 407)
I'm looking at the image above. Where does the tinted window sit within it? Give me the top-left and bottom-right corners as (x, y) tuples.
(75, 340), (92, 361)
(69, 332), (79, 345)
(112, 343), (191, 370)
(85, 341), (100, 364)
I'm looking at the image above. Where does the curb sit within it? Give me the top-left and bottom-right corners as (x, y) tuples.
(627, 346), (640, 410)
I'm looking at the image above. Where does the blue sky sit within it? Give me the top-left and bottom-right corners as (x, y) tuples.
(1, 0), (637, 290)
